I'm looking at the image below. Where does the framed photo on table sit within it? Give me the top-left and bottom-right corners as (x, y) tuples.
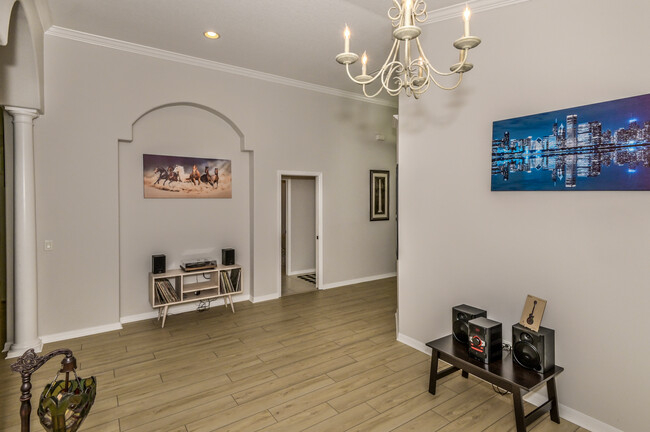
(519, 294), (547, 332)
(370, 170), (389, 221)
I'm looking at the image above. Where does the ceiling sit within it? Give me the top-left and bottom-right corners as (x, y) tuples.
(47, 0), (469, 101)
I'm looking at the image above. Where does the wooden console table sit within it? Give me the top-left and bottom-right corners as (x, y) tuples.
(149, 265), (242, 328)
(426, 335), (563, 432)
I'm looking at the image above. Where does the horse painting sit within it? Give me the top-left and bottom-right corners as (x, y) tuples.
(144, 154), (232, 198)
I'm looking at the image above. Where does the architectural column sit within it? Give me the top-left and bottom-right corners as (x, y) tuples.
(5, 106), (41, 358)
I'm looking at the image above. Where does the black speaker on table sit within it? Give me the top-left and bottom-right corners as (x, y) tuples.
(512, 323), (555, 373)
(222, 248), (235, 266)
(468, 317), (502, 363)
(152, 254), (166, 274)
(452, 304), (487, 344)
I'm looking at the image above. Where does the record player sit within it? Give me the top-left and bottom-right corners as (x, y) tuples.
(180, 257), (218, 272)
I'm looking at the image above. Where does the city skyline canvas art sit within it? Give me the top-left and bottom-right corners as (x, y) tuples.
(491, 93), (650, 191)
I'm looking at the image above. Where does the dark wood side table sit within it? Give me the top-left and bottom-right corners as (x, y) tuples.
(426, 335), (563, 432)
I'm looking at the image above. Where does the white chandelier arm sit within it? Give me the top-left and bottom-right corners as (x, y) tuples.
(345, 38), (401, 85)
(413, 0), (428, 23)
(388, 0), (403, 27)
(345, 63), (381, 85)
(361, 83), (386, 99)
(416, 38), (469, 77)
(381, 61), (405, 95)
(428, 72), (464, 91)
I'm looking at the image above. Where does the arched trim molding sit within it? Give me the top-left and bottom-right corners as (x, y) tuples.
(116, 101), (255, 303)
(118, 102), (247, 152)
(0, 0), (50, 112)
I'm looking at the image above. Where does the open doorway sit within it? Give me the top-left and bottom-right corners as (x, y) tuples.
(0, 109), (6, 350)
(278, 172), (322, 297)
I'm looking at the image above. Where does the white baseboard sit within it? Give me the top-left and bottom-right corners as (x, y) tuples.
(397, 332), (432, 355)
(397, 332), (622, 432)
(286, 268), (316, 276)
(40, 322), (123, 344)
(3, 341), (13, 353)
(252, 293), (280, 303)
(525, 393), (623, 432)
(121, 294), (251, 324)
(37, 295), (252, 344)
(321, 272), (397, 290)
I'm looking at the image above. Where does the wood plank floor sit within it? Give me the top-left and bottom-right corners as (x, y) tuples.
(0, 278), (587, 431)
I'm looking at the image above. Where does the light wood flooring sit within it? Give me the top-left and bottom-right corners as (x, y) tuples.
(281, 271), (317, 297)
(1, 278), (587, 432)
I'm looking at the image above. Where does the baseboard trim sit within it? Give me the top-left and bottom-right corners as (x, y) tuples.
(40, 322), (123, 344)
(525, 393), (623, 432)
(321, 272), (397, 290)
(397, 332), (432, 355)
(286, 268), (316, 276)
(38, 295), (253, 343)
(397, 332), (622, 432)
(252, 293), (280, 303)
(121, 294), (251, 324)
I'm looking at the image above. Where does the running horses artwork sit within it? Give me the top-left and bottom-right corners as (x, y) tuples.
(143, 154), (232, 199)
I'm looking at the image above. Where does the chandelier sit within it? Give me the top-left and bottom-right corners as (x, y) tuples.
(335, 1), (481, 99)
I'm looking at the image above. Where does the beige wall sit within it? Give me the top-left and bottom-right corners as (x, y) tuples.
(397, 1), (649, 431)
(31, 33), (397, 336)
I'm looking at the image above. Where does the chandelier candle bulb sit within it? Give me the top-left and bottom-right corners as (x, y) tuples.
(362, 51), (368, 75)
(344, 26), (350, 53)
(463, 6), (471, 37)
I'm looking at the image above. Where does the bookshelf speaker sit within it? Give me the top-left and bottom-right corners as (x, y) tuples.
(222, 248), (235, 266)
(512, 323), (555, 373)
(152, 254), (166, 274)
(452, 304), (487, 344)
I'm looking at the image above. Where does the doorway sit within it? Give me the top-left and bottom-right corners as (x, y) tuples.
(278, 172), (322, 297)
(1, 109), (6, 349)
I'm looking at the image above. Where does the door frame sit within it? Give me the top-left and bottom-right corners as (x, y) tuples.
(277, 171), (322, 297)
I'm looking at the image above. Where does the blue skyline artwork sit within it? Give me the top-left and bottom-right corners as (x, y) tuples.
(491, 93), (650, 191)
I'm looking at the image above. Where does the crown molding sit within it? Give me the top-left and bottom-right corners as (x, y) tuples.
(45, 26), (397, 108)
(424, 0), (530, 24)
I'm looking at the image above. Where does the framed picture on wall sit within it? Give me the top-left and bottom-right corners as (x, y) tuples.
(370, 170), (389, 221)
(143, 153), (232, 199)
(492, 92), (650, 191)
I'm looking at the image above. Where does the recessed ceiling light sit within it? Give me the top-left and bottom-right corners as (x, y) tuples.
(204, 31), (220, 39)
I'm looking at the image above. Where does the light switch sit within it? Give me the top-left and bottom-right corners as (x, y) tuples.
(44, 240), (53, 251)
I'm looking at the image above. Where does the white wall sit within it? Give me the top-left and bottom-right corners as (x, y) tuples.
(398, 1), (650, 431)
(289, 177), (315, 274)
(31, 32), (397, 336)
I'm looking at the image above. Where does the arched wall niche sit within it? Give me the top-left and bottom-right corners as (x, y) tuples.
(118, 102), (253, 320)
(0, 0), (49, 111)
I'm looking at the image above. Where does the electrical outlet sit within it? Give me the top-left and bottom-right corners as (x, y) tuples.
(44, 240), (53, 251)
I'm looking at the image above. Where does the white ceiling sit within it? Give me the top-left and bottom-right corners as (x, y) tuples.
(47, 0), (471, 100)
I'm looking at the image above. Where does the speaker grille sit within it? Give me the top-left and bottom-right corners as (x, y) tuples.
(513, 341), (542, 371)
(452, 320), (469, 344)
